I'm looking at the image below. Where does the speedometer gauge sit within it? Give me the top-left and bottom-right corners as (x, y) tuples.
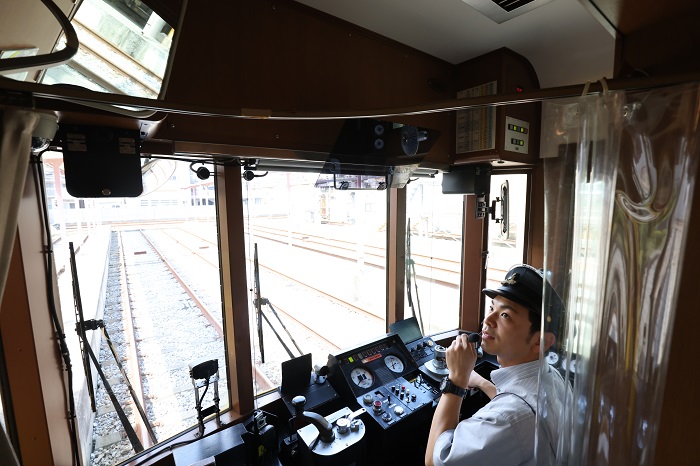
(384, 355), (404, 373)
(350, 367), (374, 388)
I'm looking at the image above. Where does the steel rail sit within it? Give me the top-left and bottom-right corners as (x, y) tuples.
(138, 229), (276, 392)
(171, 225), (388, 321)
(117, 232), (156, 449)
(166, 227), (363, 346)
(252, 224), (461, 272)
(261, 302), (341, 351)
(247, 225), (460, 288)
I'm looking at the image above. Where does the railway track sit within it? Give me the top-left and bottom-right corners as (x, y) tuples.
(169, 225), (387, 323)
(154, 226), (350, 354)
(246, 224), (461, 288)
(90, 230), (231, 465)
(89, 221), (473, 464)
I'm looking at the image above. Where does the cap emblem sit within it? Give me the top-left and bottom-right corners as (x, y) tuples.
(501, 272), (520, 286)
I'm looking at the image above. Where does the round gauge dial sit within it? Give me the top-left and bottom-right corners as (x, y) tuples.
(561, 357), (577, 374)
(546, 351), (560, 366)
(350, 367), (374, 388)
(384, 355), (404, 373)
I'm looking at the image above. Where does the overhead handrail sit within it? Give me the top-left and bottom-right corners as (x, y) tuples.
(0, 0), (79, 73)
(1, 70), (699, 120)
(51, 84), (158, 118)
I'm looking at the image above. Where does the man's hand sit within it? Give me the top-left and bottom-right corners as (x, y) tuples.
(445, 334), (478, 389)
(426, 334), (478, 466)
(468, 370), (497, 399)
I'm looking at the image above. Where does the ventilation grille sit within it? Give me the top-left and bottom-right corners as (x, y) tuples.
(492, 0), (536, 13)
(461, 0), (555, 23)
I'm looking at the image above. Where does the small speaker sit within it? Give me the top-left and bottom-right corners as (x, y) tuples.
(400, 125), (428, 156)
(59, 124), (143, 198)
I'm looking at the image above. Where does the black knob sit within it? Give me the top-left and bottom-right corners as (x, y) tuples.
(292, 395), (306, 415)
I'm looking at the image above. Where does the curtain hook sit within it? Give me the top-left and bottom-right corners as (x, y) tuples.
(581, 81), (591, 96)
(598, 77), (609, 94)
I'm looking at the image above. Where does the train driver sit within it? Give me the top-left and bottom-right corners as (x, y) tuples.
(425, 264), (567, 466)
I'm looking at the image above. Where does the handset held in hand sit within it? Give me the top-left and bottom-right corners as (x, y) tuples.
(467, 333), (482, 345)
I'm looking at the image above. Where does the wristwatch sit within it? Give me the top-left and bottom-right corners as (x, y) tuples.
(440, 376), (467, 398)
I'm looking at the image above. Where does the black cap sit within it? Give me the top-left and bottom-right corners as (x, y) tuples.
(482, 264), (564, 333)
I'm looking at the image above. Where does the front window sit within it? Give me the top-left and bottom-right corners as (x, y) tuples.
(43, 154), (224, 465)
(242, 171), (388, 395)
(404, 174), (463, 335)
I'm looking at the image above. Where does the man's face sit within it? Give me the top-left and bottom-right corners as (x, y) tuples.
(481, 295), (540, 367)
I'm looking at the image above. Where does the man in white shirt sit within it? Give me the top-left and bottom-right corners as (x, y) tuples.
(425, 264), (567, 466)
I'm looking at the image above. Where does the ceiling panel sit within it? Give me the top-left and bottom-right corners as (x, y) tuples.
(295, 0), (616, 88)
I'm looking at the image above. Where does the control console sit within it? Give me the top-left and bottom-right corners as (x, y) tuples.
(405, 335), (437, 367)
(358, 375), (439, 428)
(327, 334), (439, 430)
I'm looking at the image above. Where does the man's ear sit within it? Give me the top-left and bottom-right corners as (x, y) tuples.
(542, 332), (556, 352)
(530, 331), (556, 354)
(529, 331), (542, 355)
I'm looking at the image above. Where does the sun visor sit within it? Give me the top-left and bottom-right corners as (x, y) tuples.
(314, 118), (439, 190)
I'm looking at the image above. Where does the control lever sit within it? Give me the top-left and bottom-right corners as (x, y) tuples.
(347, 407), (366, 421)
(291, 395), (335, 443)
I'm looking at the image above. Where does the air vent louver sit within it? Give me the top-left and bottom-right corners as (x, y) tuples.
(462, 0), (554, 23)
(492, 0), (536, 13)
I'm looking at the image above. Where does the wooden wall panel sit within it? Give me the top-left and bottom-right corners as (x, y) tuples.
(460, 194), (486, 331)
(157, 0), (453, 165)
(589, 0), (697, 35)
(452, 48), (541, 166)
(0, 169), (75, 465)
(215, 164), (255, 415)
(0, 238), (54, 466)
(619, 14), (700, 77)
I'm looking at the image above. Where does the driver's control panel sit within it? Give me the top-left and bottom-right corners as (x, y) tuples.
(357, 375), (439, 429)
(406, 336), (436, 367)
(327, 334), (439, 430)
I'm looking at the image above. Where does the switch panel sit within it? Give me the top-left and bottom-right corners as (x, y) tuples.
(504, 116), (529, 154)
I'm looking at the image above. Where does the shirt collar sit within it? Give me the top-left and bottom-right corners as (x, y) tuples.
(490, 359), (541, 391)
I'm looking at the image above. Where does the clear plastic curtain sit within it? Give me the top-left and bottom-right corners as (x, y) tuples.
(537, 83), (700, 465)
